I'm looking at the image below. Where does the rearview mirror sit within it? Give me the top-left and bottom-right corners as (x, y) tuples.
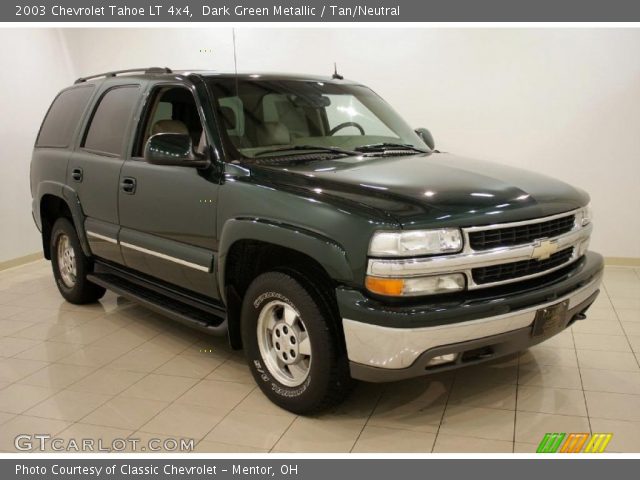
(415, 128), (435, 150)
(291, 94), (331, 108)
(144, 133), (210, 168)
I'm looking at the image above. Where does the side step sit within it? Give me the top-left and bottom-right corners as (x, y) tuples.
(87, 272), (228, 336)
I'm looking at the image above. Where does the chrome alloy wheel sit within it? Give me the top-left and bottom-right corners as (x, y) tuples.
(256, 300), (312, 387)
(56, 233), (77, 288)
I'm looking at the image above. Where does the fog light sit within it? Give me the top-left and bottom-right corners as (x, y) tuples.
(426, 353), (458, 367)
(404, 274), (465, 295)
(365, 273), (465, 297)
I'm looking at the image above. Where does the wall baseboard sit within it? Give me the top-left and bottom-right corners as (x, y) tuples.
(604, 257), (640, 267)
(0, 252), (43, 272)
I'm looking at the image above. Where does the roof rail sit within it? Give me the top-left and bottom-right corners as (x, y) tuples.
(74, 67), (173, 84)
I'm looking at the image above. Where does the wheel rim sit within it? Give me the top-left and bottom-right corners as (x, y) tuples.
(56, 233), (77, 288)
(256, 300), (312, 387)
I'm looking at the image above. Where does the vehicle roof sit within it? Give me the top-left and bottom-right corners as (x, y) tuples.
(185, 71), (355, 83)
(74, 68), (358, 86)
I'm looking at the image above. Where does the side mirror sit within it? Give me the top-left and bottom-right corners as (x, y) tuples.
(144, 133), (210, 168)
(415, 128), (435, 150)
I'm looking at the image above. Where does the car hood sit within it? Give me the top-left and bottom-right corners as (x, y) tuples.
(249, 152), (589, 228)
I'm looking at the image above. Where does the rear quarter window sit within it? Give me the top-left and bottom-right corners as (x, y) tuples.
(82, 85), (140, 156)
(36, 85), (95, 148)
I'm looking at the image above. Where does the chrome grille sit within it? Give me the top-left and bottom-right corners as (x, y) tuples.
(472, 247), (575, 285)
(366, 208), (591, 291)
(468, 214), (575, 251)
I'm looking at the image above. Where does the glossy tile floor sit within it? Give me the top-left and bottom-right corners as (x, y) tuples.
(1, 260), (639, 453)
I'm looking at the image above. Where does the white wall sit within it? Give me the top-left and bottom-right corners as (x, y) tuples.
(3, 28), (639, 261)
(61, 27), (640, 259)
(0, 29), (74, 263)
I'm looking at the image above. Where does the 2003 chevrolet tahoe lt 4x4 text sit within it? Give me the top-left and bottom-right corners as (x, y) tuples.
(30, 67), (603, 414)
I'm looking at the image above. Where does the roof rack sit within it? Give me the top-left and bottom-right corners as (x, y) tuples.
(74, 67), (173, 84)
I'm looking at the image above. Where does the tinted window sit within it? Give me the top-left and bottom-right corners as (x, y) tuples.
(83, 85), (140, 155)
(207, 79), (427, 158)
(36, 86), (94, 148)
(133, 87), (204, 157)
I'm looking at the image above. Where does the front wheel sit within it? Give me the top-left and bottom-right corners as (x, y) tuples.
(241, 271), (351, 414)
(50, 218), (106, 304)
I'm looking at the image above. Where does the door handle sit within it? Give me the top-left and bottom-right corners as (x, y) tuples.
(71, 167), (83, 182)
(121, 177), (137, 194)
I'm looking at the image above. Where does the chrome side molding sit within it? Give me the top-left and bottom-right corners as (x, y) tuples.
(119, 242), (211, 273)
(86, 230), (118, 244)
(86, 230), (210, 273)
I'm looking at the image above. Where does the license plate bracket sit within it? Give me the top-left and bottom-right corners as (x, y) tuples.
(532, 300), (569, 337)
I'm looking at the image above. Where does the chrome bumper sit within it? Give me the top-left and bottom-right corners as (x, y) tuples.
(343, 273), (601, 373)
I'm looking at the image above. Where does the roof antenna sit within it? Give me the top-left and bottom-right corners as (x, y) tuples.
(332, 62), (344, 80)
(232, 28), (239, 96)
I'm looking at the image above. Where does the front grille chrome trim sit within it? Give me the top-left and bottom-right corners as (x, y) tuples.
(468, 214), (575, 251)
(472, 246), (575, 285)
(367, 210), (591, 290)
(462, 209), (579, 234)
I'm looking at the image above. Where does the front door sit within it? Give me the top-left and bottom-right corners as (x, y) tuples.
(117, 84), (220, 299)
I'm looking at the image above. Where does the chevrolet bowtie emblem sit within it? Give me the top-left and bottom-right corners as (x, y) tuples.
(531, 240), (559, 261)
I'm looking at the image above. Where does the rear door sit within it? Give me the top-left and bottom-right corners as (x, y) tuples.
(69, 83), (142, 264)
(117, 82), (221, 299)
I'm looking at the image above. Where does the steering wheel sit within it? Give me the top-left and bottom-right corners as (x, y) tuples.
(329, 122), (365, 136)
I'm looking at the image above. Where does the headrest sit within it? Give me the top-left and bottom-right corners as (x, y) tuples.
(151, 119), (189, 136)
(256, 122), (291, 146)
(219, 106), (236, 130)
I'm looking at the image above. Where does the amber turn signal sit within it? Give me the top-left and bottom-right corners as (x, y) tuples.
(365, 273), (466, 296)
(365, 276), (404, 296)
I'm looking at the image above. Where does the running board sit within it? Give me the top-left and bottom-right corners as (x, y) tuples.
(87, 272), (228, 336)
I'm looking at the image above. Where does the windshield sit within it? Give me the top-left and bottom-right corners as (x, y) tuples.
(206, 78), (429, 159)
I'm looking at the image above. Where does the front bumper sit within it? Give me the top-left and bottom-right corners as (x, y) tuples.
(338, 252), (603, 382)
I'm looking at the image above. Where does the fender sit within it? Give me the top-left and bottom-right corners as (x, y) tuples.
(33, 180), (64, 231)
(61, 185), (92, 257)
(217, 218), (353, 300)
(35, 181), (92, 258)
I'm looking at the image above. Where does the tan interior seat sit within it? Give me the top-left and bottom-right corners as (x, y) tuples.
(256, 122), (291, 146)
(220, 106), (236, 131)
(151, 119), (189, 136)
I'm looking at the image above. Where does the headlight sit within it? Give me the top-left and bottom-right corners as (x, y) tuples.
(578, 204), (592, 226)
(365, 273), (466, 297)
(369, 228), (463, 257)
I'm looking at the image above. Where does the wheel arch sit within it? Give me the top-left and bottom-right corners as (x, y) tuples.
(218, 218), (353, 349)
(37, 183), (91, 259)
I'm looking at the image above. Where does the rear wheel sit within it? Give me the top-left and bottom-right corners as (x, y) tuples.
(241, 271), (351, 414)
(50, 218), (105, 304)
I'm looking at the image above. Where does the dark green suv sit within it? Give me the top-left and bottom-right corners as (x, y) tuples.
(31, 67), (603, 414)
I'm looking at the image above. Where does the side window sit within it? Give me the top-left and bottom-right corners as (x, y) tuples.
(36, 86), (94, 148)
(82, 85), (140, 156)
(134, 86), (204, 157)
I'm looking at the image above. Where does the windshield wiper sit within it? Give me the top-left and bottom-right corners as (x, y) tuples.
(254, 145), (358, 157)
(355, 143), (429, 154)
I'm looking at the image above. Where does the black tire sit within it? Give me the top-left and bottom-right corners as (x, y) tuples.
(50, 217), (106, 304)
(241, 271), (352, 414)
